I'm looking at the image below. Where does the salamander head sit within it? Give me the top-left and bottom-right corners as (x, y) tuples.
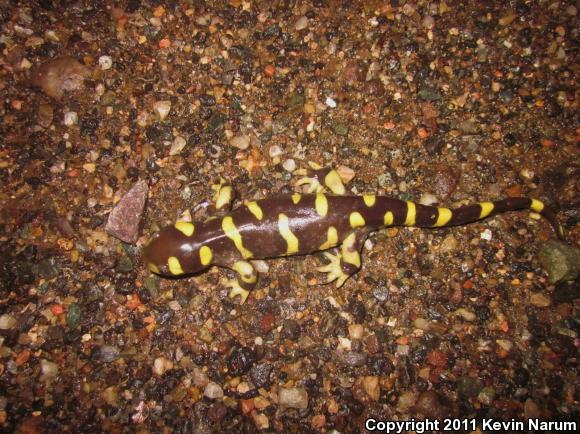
(143, 222), (212, 277)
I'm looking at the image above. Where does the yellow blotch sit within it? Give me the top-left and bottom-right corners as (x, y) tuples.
(433, 208), (452, 227)
(320, 226), (338, 250)
(404, 201), (416, 226)
(222, 216), (253, 259)
(530, 199), (544, 213)
(174, 221), (194, 236)
(349, 212), (366, 228)
(245, 201), (264, 220)
(315, 193), (328, 217)
(232, 261), (257, 284)
(291, 193), (302, 204)
(148, 263), (160, 274)
(199, 246), (212, 266)
(278, 213), (299, 255)
(324, 170), (346, 195)
(363, 195), (376, 207)
(168, 256), (184, 275)
(341, 233), (361, 268)
(479, 202), (494, 219)
(384, 211), (394, 226)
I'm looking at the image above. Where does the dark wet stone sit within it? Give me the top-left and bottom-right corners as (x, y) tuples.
(227, 346), (256, 376)
(199, 94), (216, 106)
(281, 319), (301, 340)
(538, 241), (580, 284)
(286, 93), (305, 110)
(414, 390), (445, 418)
(115, 256), (134, 274)
(144, 275), (160, 298)
(367, 355), (394, 375)
(207, 402), (227, 422)
(338, 351), (367, 367)
(553, 279), (580, 302)
(332, 123), (349, 136)
(250, 363), (272, 389)
(457, 376), (481, 398)
(34, 257), (58, 279)
(92, 345), (121, 363)
(79, 116), (99, 136)
(418, 85), (442, 101)
(66, 303), (82, 328)
(348, 299), (366, 323)
(105, 180), (148, 243)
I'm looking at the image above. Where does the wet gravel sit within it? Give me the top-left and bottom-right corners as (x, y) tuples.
(0, 1), (579, 432)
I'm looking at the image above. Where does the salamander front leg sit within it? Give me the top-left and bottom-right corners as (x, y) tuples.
(225, 260), (257, 303)
(295, 162), (346, 195)
(211, 178), (235, 212)
(317, 231), (368, 287)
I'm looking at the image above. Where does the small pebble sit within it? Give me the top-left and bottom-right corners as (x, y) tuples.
(295, 16), (308, 31)
(282, 159), (296, 172)
(230, 134), (250, 150)
(268, 145), (283, 158)
(40, 359), (59, 381)
(480, 229), (493, 240)
(63, 111), (78, 126)
(0, 314), (16, 330)
(530, 293), (551, 307)
(348, 324), (364, 340)
(153, 100), (171, 121)
(169, 136), (187, 156)
(362, 376), (380, 401)
(153, 357), (173, 376)
(204, 382), (224, 399)
(98, 55), (113, 70)
(278, 387), (308, 409)
(325, 97), (337, 108)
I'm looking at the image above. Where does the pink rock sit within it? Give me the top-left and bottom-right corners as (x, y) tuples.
(105, 180), (148, 244)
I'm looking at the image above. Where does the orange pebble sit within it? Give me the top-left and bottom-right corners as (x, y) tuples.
(417, 127), (429, 138)
(241, 399), (254, 415)
(51, 304), (64, 315)
(126, 294), (142, 310)
(15, 349), (31, 367)
(264, 64), (275, 77)
(159, 38), (171, 49)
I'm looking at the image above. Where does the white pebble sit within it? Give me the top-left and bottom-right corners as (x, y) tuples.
(169, 136), (187, 156)
(278, 387), (308, 409)
(268, 145), (283, 158)
(204, 382), (224, 399)
(480, 229), (492, 240)
(418, 193), (438, 206)
(348, 324), (364, 340)
(63, 111), (78, 126)
(230, 134), (250, 150)
(153, 100), (171, 121)
(325, 97), (337, 108)
(153, 356), (174, 376)
(40, 359), (59, 381)
(282, 159), (296, 172)
(0, 314), (16, 330)
(295, 16), (308, 31)
(98, 55), (113, 70)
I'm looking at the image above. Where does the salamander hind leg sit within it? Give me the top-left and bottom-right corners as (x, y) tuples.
(317, 231), (368, 288)
(295, 162), (346, 195)
(224, 260), (257, 303)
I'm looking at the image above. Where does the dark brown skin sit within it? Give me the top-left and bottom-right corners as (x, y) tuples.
(143, 194), (562, 277)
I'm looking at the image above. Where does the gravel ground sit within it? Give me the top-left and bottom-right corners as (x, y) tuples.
(0, 1), (578, 432)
